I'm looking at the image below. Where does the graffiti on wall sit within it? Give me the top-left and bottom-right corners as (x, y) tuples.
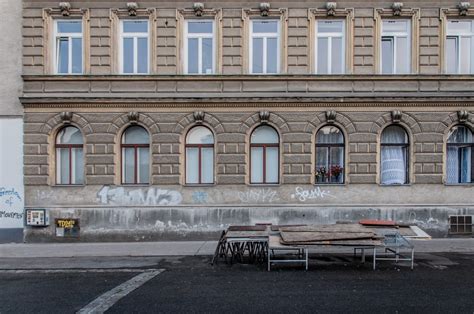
(291, 186), (335, 202)
(0, 187), (23, 220)
(192, 191), (209, 204)
(238, 188), (280, 204)
(97, 186), (183, 206)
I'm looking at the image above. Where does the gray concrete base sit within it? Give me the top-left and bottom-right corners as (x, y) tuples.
(23, 206), (474, 242)
(0, 228), (23, 243)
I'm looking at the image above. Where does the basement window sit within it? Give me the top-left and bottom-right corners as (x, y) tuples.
(449, 215), (473, 235)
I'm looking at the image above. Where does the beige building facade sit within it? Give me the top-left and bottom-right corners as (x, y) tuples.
(22, 0), (473, 241)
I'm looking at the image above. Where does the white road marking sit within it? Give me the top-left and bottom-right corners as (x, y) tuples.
(0, 268), (161, 274)
(77, 269), (164, 314)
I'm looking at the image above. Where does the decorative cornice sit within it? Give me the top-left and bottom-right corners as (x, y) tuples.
(127, 111), (140, 123)
(457, 110), (469, 122)
(59, 2), (71, 16)
(325, 2), (337, 16)
(259, 111), (270, 123)
(126, 2), (138, 16)
(392, 2), (404, 16)
(391, 110), (402, 123)
(458, 2), (471, 15)
(325, 110), (337, 123)
(259, 2), (271, 16)
(193, 111), (205, 123)
(193, 2), (205, 16)
(22, 102), (474, 109)
(59, 111), (73, 123)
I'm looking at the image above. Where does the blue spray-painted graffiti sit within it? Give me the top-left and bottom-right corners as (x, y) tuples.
(0, 187), (22, 208)
(192, 191), (209, 204)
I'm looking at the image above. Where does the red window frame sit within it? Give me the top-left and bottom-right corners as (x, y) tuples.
(55, 142), (83, 185)
(250, 142), (280, 184)
(185, 143), (214, 184)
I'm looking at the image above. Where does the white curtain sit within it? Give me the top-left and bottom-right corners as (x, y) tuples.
(381, 127), (407, 184)
(447, 146), (459, 184)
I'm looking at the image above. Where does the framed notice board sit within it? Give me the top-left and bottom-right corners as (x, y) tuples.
(55, 218), (80, 238)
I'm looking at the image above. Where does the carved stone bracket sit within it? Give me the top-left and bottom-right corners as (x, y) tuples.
(193, 111), (205, 124)
(60, 111), (73, 123)
(457, 110), (469, 122)
(326, 2), (337, 16)
(127, 112), (140, 124)
(126, 2), (138, 16)
(259, 3), (271, 16)
(392, 2), (404, 16)
(326, 110), (337, 123)
(59, 2), (71, 16)
(391, 110), (402, 123)
(193, 2), (205, 16)
(459, 2), (471, 15)
(259, 111), (270, 123)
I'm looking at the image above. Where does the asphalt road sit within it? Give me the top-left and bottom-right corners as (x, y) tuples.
(1, 253), (473, 313)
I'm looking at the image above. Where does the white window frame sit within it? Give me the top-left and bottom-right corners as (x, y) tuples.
(119, 19), (150, 74)
(380, 20), (411, 74)
(315, 20), (346, 74)
(249, 19), (280, 74)
(53, 19), (83, 74)
(184, 20), (216, 75)
(446, 20), (474, 74)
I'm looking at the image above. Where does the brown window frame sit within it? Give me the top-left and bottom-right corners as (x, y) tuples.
(55, 142), (83, 185)
(121, 127), (150, 185)
(185, 143), (215, 185)
(315, 127), (345, 184)
(380, 126), (410, 185)
(250, 142), (280, 185)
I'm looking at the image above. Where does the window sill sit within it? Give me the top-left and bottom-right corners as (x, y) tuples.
(379, 183), (411, 187)
(314, 183), (345, 186)
(120, 183), (151, 187)
(444, 183), (474, 186)
(247, 183), (280, 187)
(183, 183), (215, 187)
(52, 184), (85, 187)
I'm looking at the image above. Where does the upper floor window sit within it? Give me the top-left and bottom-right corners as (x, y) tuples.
(186, 126), (214, 184)
(315, 126), (345, 184)
(447, 125), (473, 184)
(56, 126), (84, 185)
(315, 20), (345, 74)
(250, 125), (279, 184)
(120, 20), (149, 74)
(184, 20), (215, 74)
(250, 20), (280, 74)
(121, 126), (150, 184)
(446, 20), (474, 74)
(381, 125), (409, 185)
(381, 20), (411, 74)
(54, 20), (83, 74)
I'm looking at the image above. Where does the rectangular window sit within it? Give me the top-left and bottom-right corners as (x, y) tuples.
(315, 20), (345, 74)
(380, 20), (411, 74)
(54, 20), (83, 74)
(120, 20), (149, 74)
(185, 20), (215, 74)
(446, 20), (474, 74)
(250, 20), (280, 74)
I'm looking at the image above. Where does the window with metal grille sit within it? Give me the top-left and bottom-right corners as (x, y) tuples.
(449, 215), (473, 234)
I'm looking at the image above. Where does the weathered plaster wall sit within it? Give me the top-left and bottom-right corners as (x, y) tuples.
(24, 184), (474, 241)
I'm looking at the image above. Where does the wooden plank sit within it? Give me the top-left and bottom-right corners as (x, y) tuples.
(279, 224), (371, 233)
(280, 231), (376, 243)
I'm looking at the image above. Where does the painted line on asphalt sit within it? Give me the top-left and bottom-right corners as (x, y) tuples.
(0, 268), (161, 274)
(77, 269), (164, 314)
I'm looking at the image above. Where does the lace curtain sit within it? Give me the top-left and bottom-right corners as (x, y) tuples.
(381, 126), (407, 184)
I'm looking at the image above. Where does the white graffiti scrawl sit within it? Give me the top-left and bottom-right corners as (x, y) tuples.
(97, 186), (183, 206)
(291, 187), (335, 202)
(238, 188), (280, 203)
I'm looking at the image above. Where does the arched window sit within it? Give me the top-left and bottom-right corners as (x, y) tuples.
(315, 126), (344, 183)
(121, 126), (150, 184)
(186, 126), (214, 184)
(447, 125), (473, 184)
(250, 125), (279, 184)
(381, 125), (409, 185)
(56, 126), (84, 185)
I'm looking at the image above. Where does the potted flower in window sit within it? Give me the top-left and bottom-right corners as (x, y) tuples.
(315, 166), (327, 183)
(330, 165), (343, 182)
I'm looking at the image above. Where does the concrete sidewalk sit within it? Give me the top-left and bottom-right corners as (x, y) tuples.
(0, 238), (473, 258)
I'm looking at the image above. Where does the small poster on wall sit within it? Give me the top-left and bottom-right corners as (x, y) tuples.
(55, 218), (80, 238)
